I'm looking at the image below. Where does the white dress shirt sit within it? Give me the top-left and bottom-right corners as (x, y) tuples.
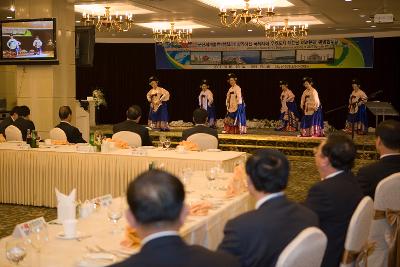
(324, 170), (344, 180)
(255, 191), (285, 209)
(141, 230), (179, 246)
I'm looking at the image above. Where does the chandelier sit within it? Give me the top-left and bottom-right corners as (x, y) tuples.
(153, 23), (193, 44)
(219, 0), (275, 27)
(265, 19), (308, 39)
(80, 7), (134, 32)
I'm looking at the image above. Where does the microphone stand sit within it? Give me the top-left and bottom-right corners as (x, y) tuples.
(325, 90), (383, 140)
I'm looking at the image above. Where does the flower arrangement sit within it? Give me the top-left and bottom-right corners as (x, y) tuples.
(92, 88), (107, 109)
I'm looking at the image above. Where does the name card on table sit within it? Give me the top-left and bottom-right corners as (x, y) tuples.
(92, 194), (113, 207)
(12, 217), (46, 238)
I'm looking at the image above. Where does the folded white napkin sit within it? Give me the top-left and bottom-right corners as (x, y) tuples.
(55, 188), (77, 222)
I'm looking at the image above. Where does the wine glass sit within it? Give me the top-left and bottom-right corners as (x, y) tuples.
(181, 168), (193, 192)
(28, 223), (49, 253)
(5, 238), (27, 265)
(206, 167), (218, 190)
(159, 134), (166, 148)
(163, 138), (171, 150)
(107, 201), (123, 234)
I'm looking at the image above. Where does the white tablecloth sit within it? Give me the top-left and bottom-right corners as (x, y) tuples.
(0, 171), (253, 267)
(0, 143), (246, 207)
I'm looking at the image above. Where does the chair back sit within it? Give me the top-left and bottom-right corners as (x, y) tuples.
(187, 133), (218, 150)
(340, 196), (374, 267)
(5, 125), (23, 141)
(112, 131), (142, 147)
(49, 128), (67, 141)
(275, 227), (327, 267)
(368, 172), (400, 267)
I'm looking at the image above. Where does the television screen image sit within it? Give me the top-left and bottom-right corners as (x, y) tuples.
(1, 18), (56, 60)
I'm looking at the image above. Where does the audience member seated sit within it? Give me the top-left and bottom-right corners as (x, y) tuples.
(113, 105), (152, 146)
(55, 106), (86, 143)
(218, 149), (318, 267)
(13, 105), (35, 141)
(0, 106), (19, 136)
(357, 119), (400, 199)
(109, 170), (240, 267)
(182, 108), (218, 141)
(305, 133), (363, 267)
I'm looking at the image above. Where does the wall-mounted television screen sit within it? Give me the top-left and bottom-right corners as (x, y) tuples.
(0, 18), (57, 64)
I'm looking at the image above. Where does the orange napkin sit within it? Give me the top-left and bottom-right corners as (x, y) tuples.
(120, 226), (141, 249)
(225, 165), (248, 198)
(178, 141), (200, 151)
(189, 200), (213, 216)
(111, 138), (129, 149)
(52, 140), (69, 145)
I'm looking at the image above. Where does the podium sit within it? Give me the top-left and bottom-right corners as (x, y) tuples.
(365, 101), (399, 127)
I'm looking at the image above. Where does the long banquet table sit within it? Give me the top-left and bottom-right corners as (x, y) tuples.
(0, 171), (253, 267)
(0, 142), (246, 207)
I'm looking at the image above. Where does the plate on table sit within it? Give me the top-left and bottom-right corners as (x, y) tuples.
(205, 149), (221, 152)
(56, 231), (84, 240)
(140, 146), (155, 149)
(76, 253), (117, 267)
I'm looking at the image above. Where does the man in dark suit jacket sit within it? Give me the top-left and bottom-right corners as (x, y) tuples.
(182, 108), (218, 141)
(109, 170), (240, 267)
(357, 120), (400, 199)
(55, 106), (86, 143)
(305, 133), (363, 267)
(13, 105), (35, 141)
(218, 149), (319, 267)
(0, 106), (19, 136)
(113, 105), (152, 146)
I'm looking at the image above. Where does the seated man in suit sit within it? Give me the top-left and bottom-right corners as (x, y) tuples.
(109, 170), (240, 267)
(0, 106), (19, 136)
(218, 149), (318, 267)
(182, 108), (218, 141)
(55, 106), (86, 143)
(13, 105), (35, 141)
(305, 133), (363, 267)
(113, 105), (152, 146)
(357, 119), (400, 199)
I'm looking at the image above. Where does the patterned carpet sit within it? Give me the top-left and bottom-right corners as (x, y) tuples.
(0, 156), (372, 239)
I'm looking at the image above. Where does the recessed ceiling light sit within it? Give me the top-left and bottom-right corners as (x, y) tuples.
(352, 8), (359, 11)
(371, 25), (376, 28)
(247, 29), (253, 32)
(6, 16), (13, 19)
(210, 30), (215, 33)
(75, 20), (80, 23)
(359, 14), (366, 18)
(366, 20), (372, 23)
(345, 0), (352, 2)
(123, 29), (128, 32)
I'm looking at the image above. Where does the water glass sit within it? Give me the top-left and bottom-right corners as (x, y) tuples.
(5, 238), (27, 265)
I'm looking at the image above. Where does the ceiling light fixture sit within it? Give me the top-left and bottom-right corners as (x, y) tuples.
(265, 19), (308, 40)
(153, 23), (193, 45)
(219, 0), (275, 27)
(366, 20), (372, 23)
(80, 6), (134, 32)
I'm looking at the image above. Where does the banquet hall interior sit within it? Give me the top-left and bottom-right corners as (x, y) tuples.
(0, 0), (400, 266)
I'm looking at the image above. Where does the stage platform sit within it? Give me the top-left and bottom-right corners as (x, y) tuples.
(92, 125), (378, 160)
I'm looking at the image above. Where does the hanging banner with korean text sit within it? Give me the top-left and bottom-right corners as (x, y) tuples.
(155, 37), (373, 69)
